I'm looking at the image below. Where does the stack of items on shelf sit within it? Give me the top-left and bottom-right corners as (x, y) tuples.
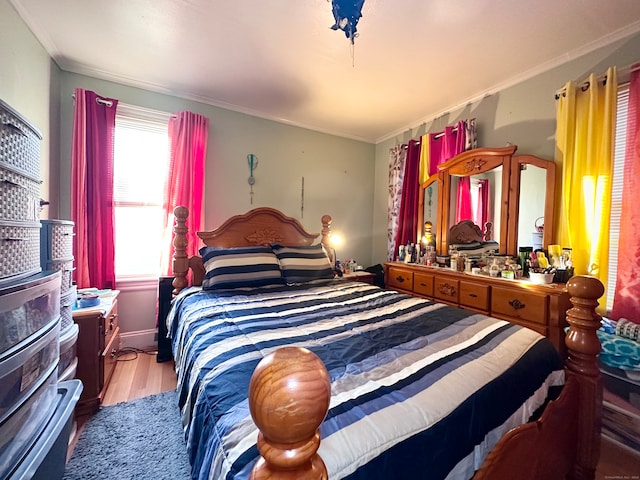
(40, 219), (78, 382)
(598, 317), (640, 454)
(0, 98), (81, 480)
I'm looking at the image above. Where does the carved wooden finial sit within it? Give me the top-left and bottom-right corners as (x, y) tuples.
(565, 275), (605, 480)
(172, 206), (190, 295)
(249, 347), (331, 480)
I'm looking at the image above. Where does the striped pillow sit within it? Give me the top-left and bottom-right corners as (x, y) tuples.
(272, 244), (334, 284)
(200, 246), (283, 290)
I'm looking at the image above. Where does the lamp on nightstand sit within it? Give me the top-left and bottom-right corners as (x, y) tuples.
(327, 232), (344, 271)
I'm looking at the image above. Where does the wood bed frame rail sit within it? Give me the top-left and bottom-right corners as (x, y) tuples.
(247, 275), (604, 480)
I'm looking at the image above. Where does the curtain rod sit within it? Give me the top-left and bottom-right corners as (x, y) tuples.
(554, 61), (640, 98)
(71, 92), (114, 107)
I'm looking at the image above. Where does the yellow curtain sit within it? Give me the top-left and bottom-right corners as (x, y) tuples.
(555, 67), (617, 296)
(419, 133), (429, 184)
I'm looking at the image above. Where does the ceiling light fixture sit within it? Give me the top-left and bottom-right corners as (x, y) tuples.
(329, 0), (365, 45)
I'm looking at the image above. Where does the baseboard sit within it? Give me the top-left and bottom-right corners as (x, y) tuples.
(118, 329), (157, 351)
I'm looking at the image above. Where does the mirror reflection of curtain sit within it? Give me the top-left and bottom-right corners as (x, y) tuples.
(611, 66), (640, 321)
(387, 145), (407, 260)
(456, 177), (472, 223)
(555, 67), (617, 296)
(393, 140), (421, 258)
(471, 179), (490, 234)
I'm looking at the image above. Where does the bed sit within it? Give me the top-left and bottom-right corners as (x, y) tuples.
(163, 206), (604, 480)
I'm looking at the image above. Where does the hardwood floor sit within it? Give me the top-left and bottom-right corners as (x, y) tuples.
(70, 351), (640, 478)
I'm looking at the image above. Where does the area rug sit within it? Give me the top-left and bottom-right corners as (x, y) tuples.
(63, 390), (191, 480)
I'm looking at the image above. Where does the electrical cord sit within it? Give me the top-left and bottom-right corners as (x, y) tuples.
(116, 347), (158, 362)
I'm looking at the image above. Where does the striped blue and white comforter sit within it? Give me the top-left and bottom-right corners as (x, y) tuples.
(167, 279), (565, 480)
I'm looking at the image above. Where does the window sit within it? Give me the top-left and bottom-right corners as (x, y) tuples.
(113, 104), (172, 279)
(606, 84), (630, 310)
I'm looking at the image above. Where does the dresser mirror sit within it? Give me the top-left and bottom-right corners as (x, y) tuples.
(437, 146), (515, 256)
(507, 155), (557, 256)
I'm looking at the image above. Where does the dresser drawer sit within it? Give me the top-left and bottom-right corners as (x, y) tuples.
(459, 281), (489, 311)
(0, 166), (41, 223)
(104, 299), (119, 347)
(0, 100), (42, 180)
(40, 220), (74, 262)
(0, 221), (41, 281)
(387, 266), (414, 291)
(413, 272), (434, 297)
(44, 259), (74, 292)
(0, 272), (61, 357)
(433, 277), (459, 303)
(491, 286), (548, 325)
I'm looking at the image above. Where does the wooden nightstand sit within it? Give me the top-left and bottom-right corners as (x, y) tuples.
(343, 271), (375, 285)
(73, 290), (120, 416)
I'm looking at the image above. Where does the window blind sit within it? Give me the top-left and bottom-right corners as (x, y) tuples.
(606, 85), (629, 310)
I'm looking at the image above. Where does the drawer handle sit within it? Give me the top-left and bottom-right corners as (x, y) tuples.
(438, 283), (456, 296)
(2, 237), (27, 242)
(1, 179), (26, 189)
(469, 293), (478, 298)
(2, 121), (27, 137)
(110, 348), (117, 359)
(395, 275), (405, 283)
(419, 282), (427, 287)
(508, 299), (526, 310)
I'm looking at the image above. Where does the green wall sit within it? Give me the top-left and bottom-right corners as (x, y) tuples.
(372, 32), (640, 263)
(0, 0), (61, 218)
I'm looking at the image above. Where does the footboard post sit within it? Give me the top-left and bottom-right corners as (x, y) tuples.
(172, 206), (189, 295)
(565, 275), (605, 480)
(248, 347), (331, 480)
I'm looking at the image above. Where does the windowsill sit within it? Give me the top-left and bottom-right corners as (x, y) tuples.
(115, 276), (160, 291)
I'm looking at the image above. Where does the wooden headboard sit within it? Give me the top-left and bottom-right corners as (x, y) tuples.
(449, 219), (493, 244)
(171, 206), (333, 294)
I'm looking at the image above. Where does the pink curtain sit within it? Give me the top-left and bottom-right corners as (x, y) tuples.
(473, 179), (490, 234)
(456, 177), (472, 223)
(611, 67), (640, 322)
(161, 111), (209, 275)
(393, 139), (421, 255)
(427, 121), (467, 176)
(71, 89), (118, 289)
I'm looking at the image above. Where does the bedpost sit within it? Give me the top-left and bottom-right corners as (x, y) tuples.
(321, 215), (333, 265)
(248, 347), (331, 480)
(172, 206), (190, 295)
(565, 275), (604, 480)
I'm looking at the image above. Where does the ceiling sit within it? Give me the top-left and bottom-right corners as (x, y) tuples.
(10, 0), (640, 143)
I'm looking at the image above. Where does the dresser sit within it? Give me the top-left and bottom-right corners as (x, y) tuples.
(384, 262), (572, 356)
(73, 290), (120, 416)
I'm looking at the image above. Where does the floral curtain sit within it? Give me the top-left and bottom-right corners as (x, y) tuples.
(160, 111), (209, 276)
(555, 67), (617, 297)
(71, 88), (118, 289)
(611, 66), (640, 321)
(387, 145), (407, 260)
(393, 140), (421, 257)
